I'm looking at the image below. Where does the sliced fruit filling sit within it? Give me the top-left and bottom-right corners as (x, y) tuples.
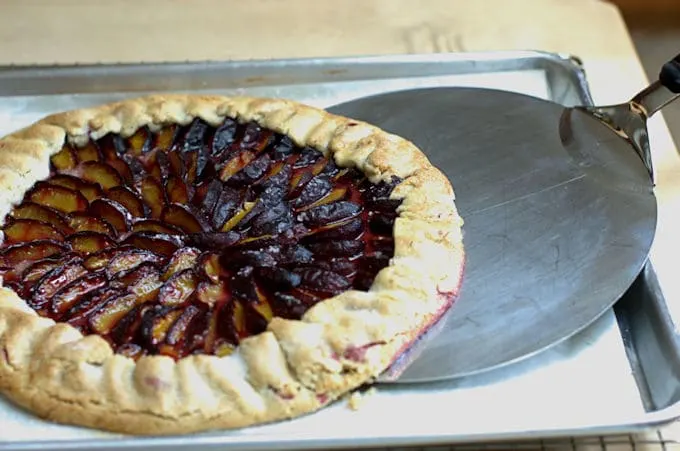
(0, 118), (402, 359)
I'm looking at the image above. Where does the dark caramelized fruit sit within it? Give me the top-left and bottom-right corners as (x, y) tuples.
(0, 118), (402, 359)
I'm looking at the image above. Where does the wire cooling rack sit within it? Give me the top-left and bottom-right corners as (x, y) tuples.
(324, 427), (680, 450)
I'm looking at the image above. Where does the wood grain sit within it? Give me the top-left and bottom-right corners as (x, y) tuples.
(0, 0), (635, 66)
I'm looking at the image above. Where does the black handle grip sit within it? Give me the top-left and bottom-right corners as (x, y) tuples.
(659, 53), (680, 93)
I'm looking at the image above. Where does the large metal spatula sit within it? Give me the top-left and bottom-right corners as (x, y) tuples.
(327, 53), (680, 383)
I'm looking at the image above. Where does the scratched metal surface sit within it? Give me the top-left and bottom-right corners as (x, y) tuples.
(329, 87), (657, 381)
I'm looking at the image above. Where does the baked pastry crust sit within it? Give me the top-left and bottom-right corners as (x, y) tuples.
(0, 94), (464, 435)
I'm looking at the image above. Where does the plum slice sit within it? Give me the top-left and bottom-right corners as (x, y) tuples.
(368, 210), (397, 235)
(98, 133), (127, 158)
(4, 219), (64, 244)
(364, 197), (402, 214)
(61, 287), (122, 326)
(68, 212), (117, 236)
(353, 254), (392, 290)
(137, 176), (166, 219)
(50, 147), (78, 171)
(211, 187), (244, 230)
(10, 202), (71, 233)
(211, 119), (238, 156)
(288, 170), (314, 196)
(229, 266), (256, 300)
(105, 155), (134, 185)
(108, 303), (149, 347)
(302, 217), (363, 242)
(77, 161), (123, 190)
(306, 240), (365, 258)
(218, 150), (257, 182)
(89, 198), (132, 234)
(184, 231), (241, 251)
(49, 174), (103, 202)
(270, 135), (295, 161)
(107, 248), (164, 277)
(167, 150), (185, 178)
(88, 292), (139, 335)
(30, 257), (87, 309)
(257, 163), (292, 201)
(158, 269), (197, 306)
(68, 232), (115, 255)
(162, 247), (201, 280)
(196, 280), (230, 306)
(177, 119), (211, 153)
(226, 154), (271, 186)
(84, 245), (134, 271)
(107, 186), (146, 218)
(28, 183), (88, 213)
(141, 306), (184, 348)
(121, 232), (182, 257)
(21, 254), (77, 284)
(164, 304), (201, 347)
(125, 127), (153, 156)
(227, 270), (274, 329)
(51, 272), (108, 315)
(203, 317), (236, 355)
(139, 149), (166, 182)
(290, 174), (332, 209)
(295, 268), (351, 295)
(165, 174), (191, 204)
(0, 240), (68, 268)
(153, 125), (180, 151)
(198, 252), (225, 283)
(311, 257), (358, 278)
(73, 143), (102, 163)
(194, 179), (222, 214)
(240, 124), (273, 151)
(256, 267), (301, 291)
(297, 201), (362, 227)
(122, 154), (146, 182)
(278, 244), (314, 265)
(370, 236), (396, 255)
(270, 292), (307, 319)
(360, 177), (401, 200)
(184, 146), (214, 187)
(247, 203), (294, 237)
(131, 219), (182, 235)
(301, 186), (349, 210)
(220, 201), (259, 233)
(114, 262), (163, 302)
(293, 146), (324, 169)
(222, 248), (278, 269)
(161, 204), (204, 234)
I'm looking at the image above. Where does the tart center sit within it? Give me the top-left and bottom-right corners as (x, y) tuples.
(0, 118), (401, 359)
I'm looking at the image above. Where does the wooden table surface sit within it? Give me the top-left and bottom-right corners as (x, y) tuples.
(1, 0), (680, 448)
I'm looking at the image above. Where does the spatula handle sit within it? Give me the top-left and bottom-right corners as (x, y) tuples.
(659, 53), (680, 93)
(631, 53), (680, 117)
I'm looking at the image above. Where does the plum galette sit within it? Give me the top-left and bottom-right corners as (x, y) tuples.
(0, 95), (464, 435)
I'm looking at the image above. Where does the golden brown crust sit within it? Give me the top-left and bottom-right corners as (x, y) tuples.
(0, 94), (464, 435)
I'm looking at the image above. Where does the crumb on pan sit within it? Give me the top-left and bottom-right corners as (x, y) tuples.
(348, 387), (377, 411)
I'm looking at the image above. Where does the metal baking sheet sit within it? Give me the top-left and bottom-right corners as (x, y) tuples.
(0, 51), (678, 450)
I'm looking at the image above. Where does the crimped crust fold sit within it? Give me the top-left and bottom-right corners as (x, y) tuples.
(0, 94), (464, 435)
